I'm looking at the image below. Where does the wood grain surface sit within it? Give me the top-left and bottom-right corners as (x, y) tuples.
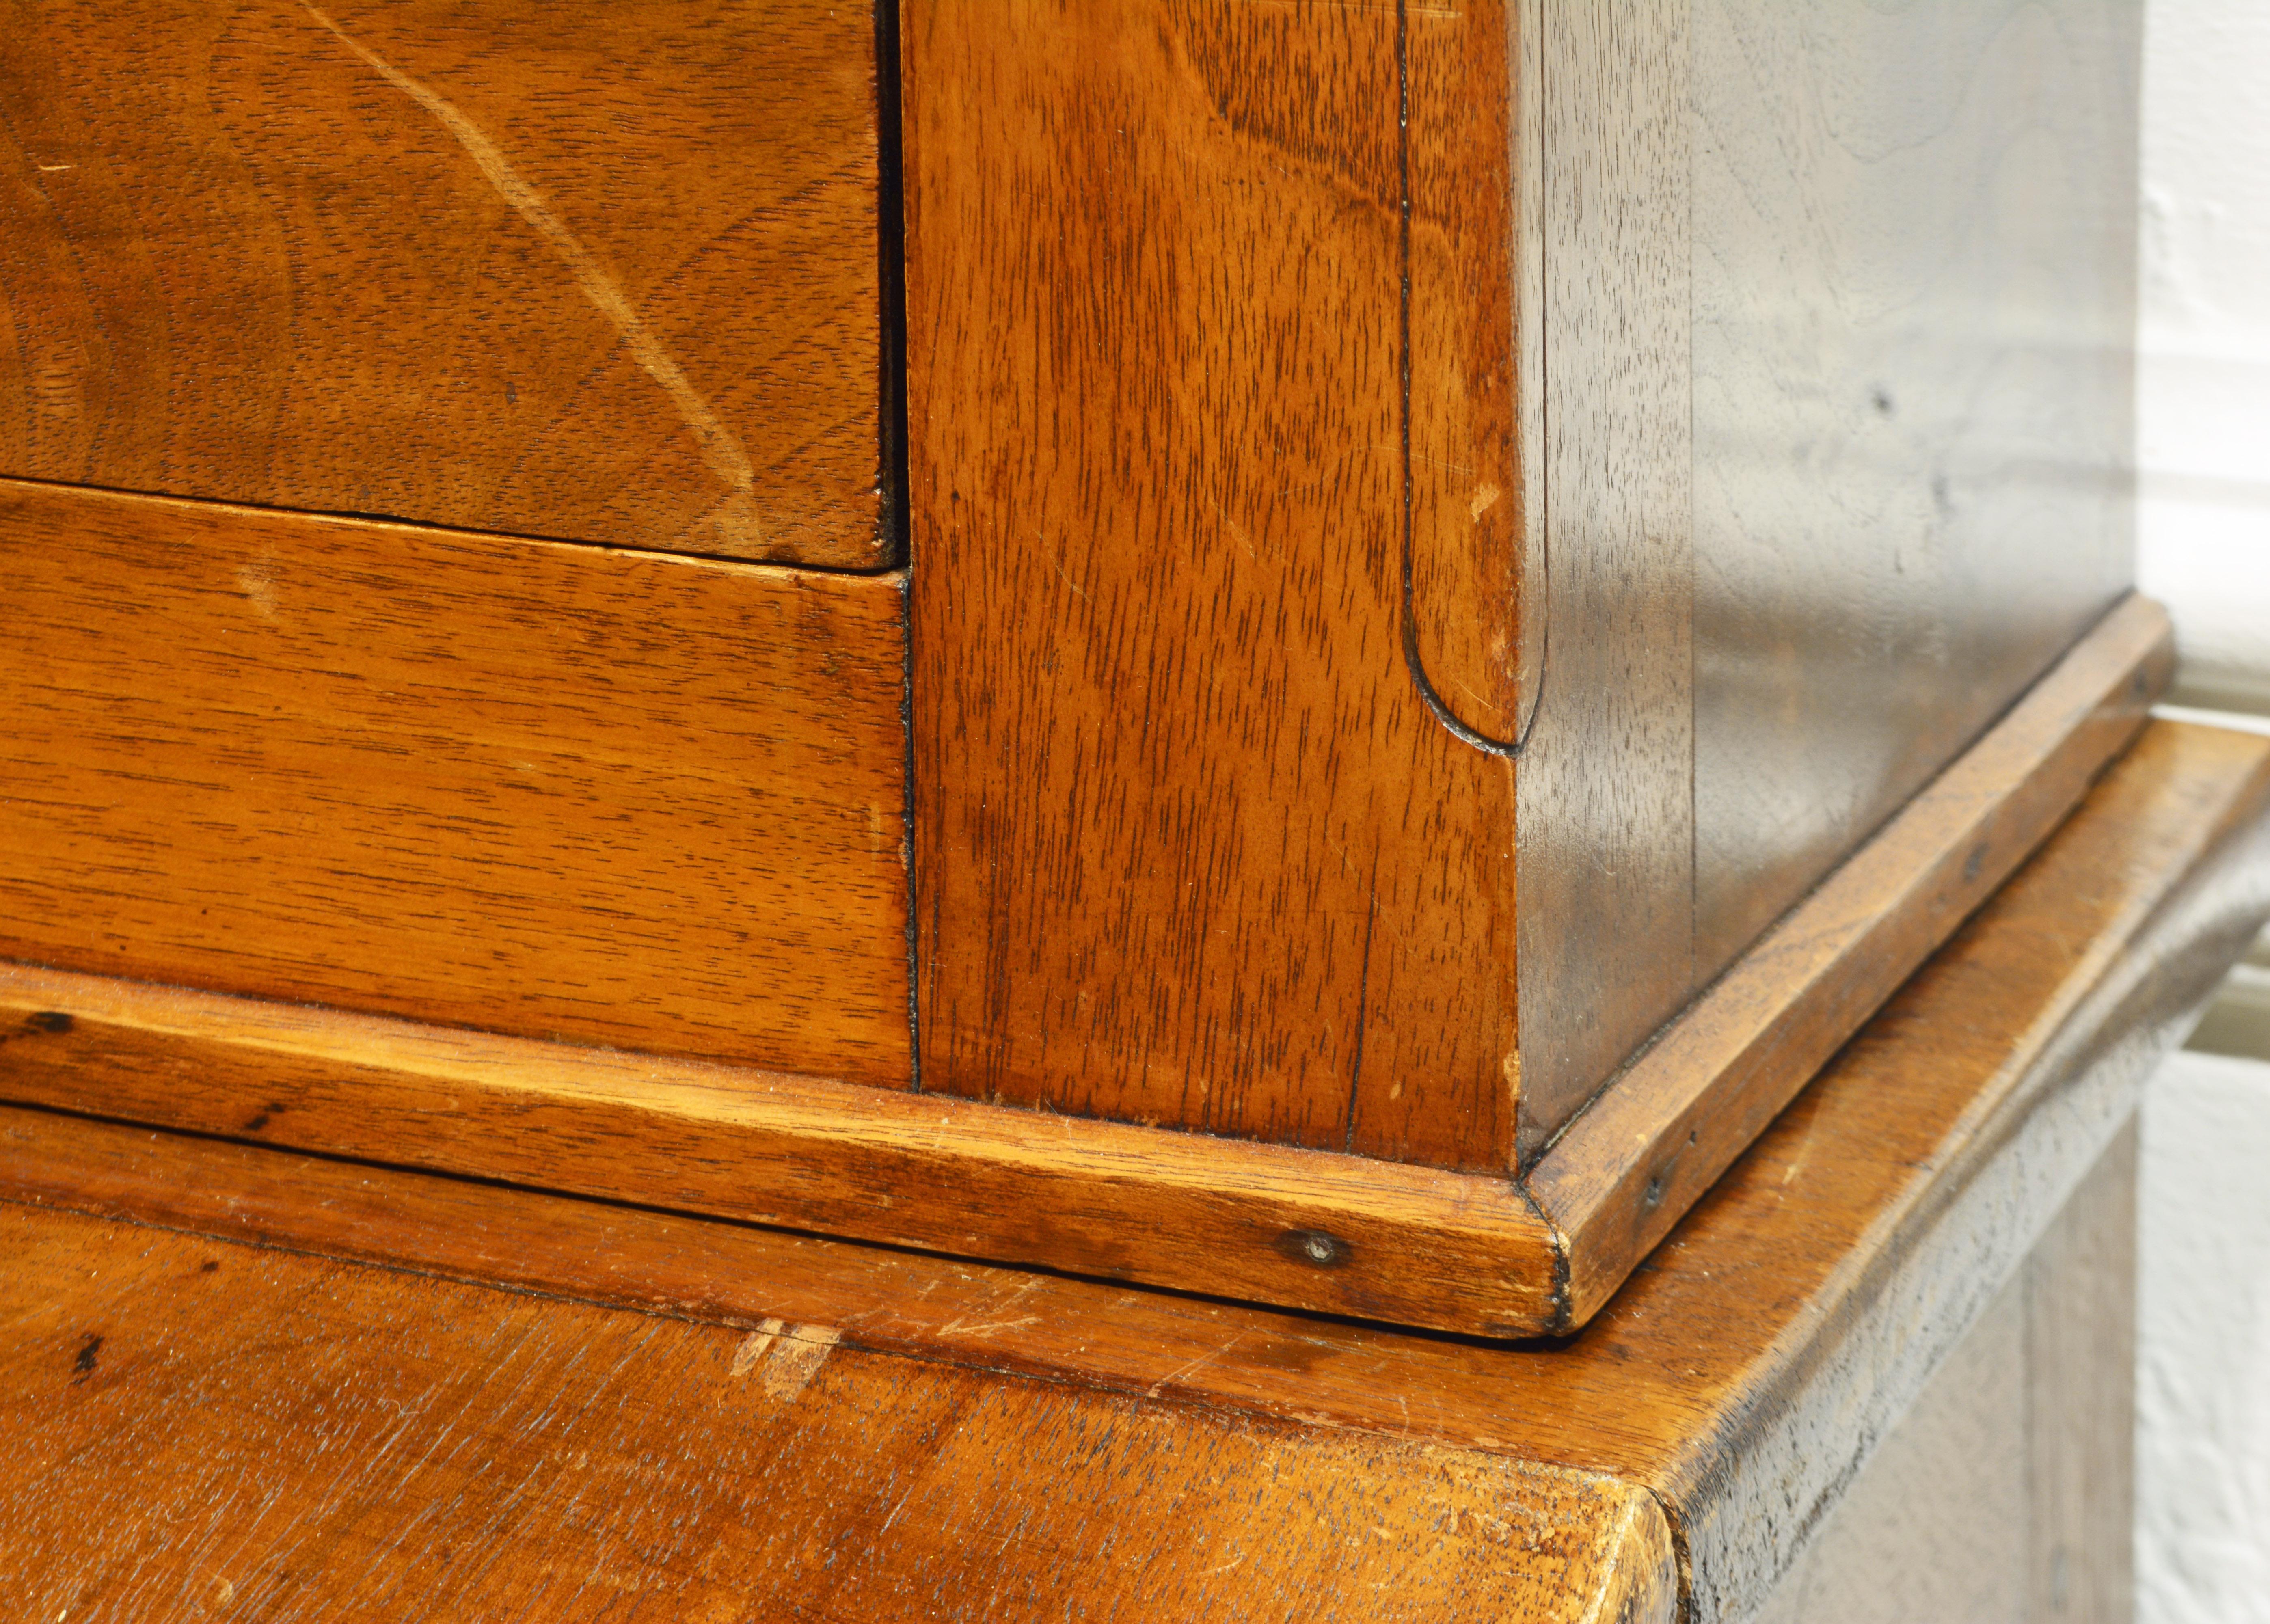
(1689, 0), (2143, 982)
(0, 958), (1557, 1336)
(902, 0), (2148, 1189)
(6, 718), (2255, 1619)
(1512, 0), (1699, 1155)
(0, 1208), (1677, 1624)
(0, 0), (886, 565)
(905, 0), (1526, 1168)
(1529, 591), (2173, 1321)
(1403, 0), (1526, 745)
(0, 478), (911, 1082)
(0, 587), (2175, 1336)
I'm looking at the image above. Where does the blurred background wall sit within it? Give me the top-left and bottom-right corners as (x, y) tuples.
(2135, 4), (2270, 1619)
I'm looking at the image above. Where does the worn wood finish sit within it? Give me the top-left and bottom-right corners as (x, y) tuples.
(905, 0), (1524, 1169)
(0, 600), (2177, 1337)
(0, 479), (911, 1082)
(1529, 591), (2172, 1322)
(0, 1208), (1677, 1624)
(0, 0), (886, 564)
(0, 962), (1557, 1335)
(1404, 0), (1525, 744)
(6, 720), (2255, 1618)
(2026, 1121), (2138, 1624)
(1749, 1127), (2136, 1624)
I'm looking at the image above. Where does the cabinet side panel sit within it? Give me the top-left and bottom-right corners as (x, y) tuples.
(1514, 0), (1698, 1161)
(0, 481), (911, 1083)
(1689, 0), (2142, 976)
(906, 0), (1519, 1168)
(0, 0), (883, 566)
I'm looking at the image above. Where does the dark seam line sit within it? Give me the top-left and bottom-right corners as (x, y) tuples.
(1394, 0), (1551, 758)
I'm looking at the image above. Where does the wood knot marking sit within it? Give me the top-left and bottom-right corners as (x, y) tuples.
(1276, 1229), (1351, 1269)
(71, 1331), (102, 1382)
(24, 1011), (73, 1034)
(730, 1318), (840, 1402)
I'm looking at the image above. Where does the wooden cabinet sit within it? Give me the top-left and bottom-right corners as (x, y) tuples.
(0, 0), (2162, 1336)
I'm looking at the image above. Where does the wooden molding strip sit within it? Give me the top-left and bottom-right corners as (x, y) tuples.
(0, 596), (2176, 1336)
(0, 962), (1558, 1335)
(1528, 590), (2174, 1324)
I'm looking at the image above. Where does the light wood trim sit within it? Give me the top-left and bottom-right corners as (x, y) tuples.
(0, 478), (911, 1082)
(0, 960), (1557, 1335)
(1529, 591), (2173, 1323)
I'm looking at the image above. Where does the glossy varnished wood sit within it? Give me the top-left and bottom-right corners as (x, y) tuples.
(0, 0), (886, 564)
(904, 0), (2151, 1196)
(1688, 0), (2143, 980)
(0, 479), (910, 1081)
(0, 1209), (1676, 1624)
(905, 0), (1525, 1168)
(6, 719), (2255, 1618)
(1512, 0), (1699, 1151)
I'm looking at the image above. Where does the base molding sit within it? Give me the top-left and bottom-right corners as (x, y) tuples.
(0, 598), (2221, 1336)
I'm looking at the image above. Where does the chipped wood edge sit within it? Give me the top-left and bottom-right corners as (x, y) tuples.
(1672, 748), (2270, 1618)
(0, 962), (1558, 1336)
(1529, 592), (2175, 1328)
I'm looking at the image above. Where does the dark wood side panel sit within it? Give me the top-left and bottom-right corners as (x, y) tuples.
(0, 0), (885, 566)
(1531, 594), (2180, 1323)
(1512, 0), (1697, 1159)
(1687, 0), (2143, 1008)
(905, 0), (1521, 1168)
(0, 479), (910, 1081)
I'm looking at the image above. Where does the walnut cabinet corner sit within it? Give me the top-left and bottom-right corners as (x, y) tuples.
(0, 0), (2151, 1335)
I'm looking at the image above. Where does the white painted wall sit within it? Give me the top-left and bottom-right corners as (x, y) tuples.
(2136, 5), (2270, 1621)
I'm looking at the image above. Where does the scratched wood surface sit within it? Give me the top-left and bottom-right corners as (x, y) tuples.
(0, 1209), (1677, 1624)
(0, 955), (1559, 1333)
(0, 479), (911, 1083)
(8, 718), (2257, 1620)
(0, 0), (886, 565)
(1747, 1128), (2135, 1624)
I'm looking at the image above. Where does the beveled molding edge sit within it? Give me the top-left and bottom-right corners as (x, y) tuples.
(1527, 590), (2175, 1325)
(0, 595), (2174, 1337)
(0, 961), (1562, 1335)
